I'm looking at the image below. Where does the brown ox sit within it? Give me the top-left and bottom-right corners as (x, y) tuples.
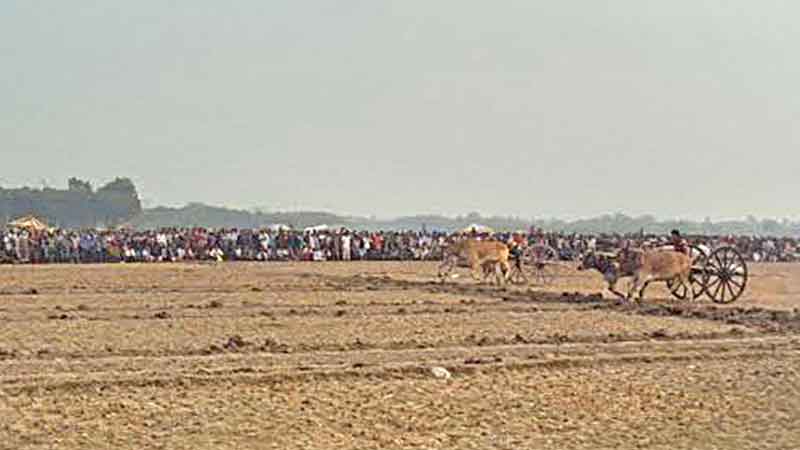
(438, 239), (511, 285)
(578, 249), (694, 302)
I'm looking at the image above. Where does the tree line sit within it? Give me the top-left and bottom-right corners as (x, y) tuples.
(134, 206), (800, 237)
(0, 178), (142, 229)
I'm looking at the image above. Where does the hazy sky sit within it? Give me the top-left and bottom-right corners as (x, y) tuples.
(2, 1), (798, 220)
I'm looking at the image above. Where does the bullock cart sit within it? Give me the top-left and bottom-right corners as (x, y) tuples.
(509, 244), (561, 286)
(580, 244), (748, 303)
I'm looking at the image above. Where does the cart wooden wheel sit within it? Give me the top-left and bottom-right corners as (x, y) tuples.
(704, 246), (748, 304)
(524, 244), (558, 285)
(531, 261), (556, 285)
(666, 245), (709, 300)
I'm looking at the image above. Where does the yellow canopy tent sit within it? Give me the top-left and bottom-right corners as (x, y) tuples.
(460, 224), (493, 234)
(8, 216), (49, 232)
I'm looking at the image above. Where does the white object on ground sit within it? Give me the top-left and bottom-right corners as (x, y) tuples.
(431, 367), (452, 380)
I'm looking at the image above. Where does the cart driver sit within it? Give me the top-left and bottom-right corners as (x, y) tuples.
(671, 229), (689, 255)
(508, 233), (525, 270)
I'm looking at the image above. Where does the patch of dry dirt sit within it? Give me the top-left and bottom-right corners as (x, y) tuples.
(1, 261), (799, 449)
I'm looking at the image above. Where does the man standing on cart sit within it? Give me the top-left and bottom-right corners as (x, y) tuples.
(671, 229), (690, 255)
(508, 231), (526, 271)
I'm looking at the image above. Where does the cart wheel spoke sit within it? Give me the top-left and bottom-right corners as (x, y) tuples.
(726, 277), (746, 301)
(714, 253), (724, 270)
(706, 278), (720, 300)
(691, 277), (705, 298)
(728, 282), (740, 301)
(671, 281), (683, 299)
(706, 277), (721, 293)
(726, 280), (738, 302)
(710, 278), (723, 301)
(728, 277), (744, 289)
(720, 249), (730, 268)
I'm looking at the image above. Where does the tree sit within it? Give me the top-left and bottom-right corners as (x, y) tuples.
(93, 178), (143, 226)
(68, 178), (93, 194)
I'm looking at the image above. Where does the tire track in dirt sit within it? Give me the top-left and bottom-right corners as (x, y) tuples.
(2, 336), (798, 394)
(0, 327), (758, 363)
(333, 274), (800, 333)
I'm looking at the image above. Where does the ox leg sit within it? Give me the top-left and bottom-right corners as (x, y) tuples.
(469, 258), (483, 282)
(500, 261), (511, 286)
(682, 274), (695, 302)
(628, 275), (644, 302)
(607, 278), (626, 300)
(485, 261), (499, 284)
(635, 276), (654, 302)
(487, 262), (500, 284)
(438, 257), (455, 282)
(638, 281), (651, 300)
(491, 261), (509, 287)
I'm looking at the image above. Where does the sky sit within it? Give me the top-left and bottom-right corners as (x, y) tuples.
(2, 1), (799, 220)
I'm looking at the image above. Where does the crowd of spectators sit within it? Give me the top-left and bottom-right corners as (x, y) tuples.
(0, 227), (451, 264)
(1, 226), (797, 265)
(531, 232), (800, 263)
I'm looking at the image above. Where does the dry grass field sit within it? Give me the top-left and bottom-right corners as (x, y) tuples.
(1, 261), (799, 449)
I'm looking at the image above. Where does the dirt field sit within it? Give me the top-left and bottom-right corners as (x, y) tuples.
(1, 261), (799, 449)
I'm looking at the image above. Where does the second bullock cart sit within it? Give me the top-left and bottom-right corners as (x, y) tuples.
(508, 243), (564, 286)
